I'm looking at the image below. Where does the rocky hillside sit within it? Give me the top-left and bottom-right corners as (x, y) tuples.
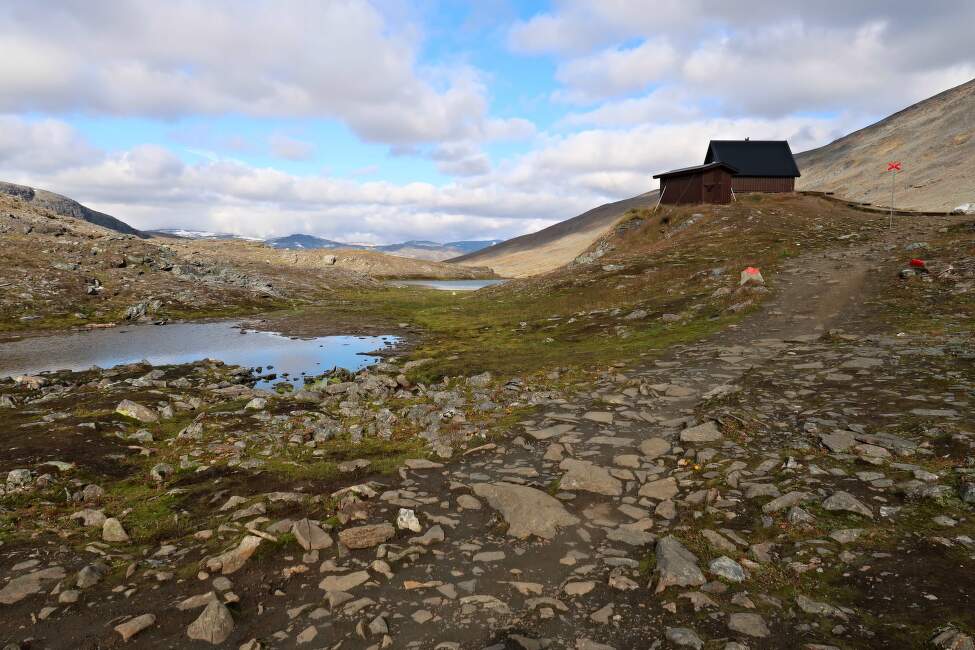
(196, 240), (496, 280)
(0, 193), (488, 334)
(450, 192), (659, 277)
(0, 181), (145, 237)
(797, 78), (975, 212)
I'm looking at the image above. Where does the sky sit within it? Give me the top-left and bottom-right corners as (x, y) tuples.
(0, 1), (973, 245)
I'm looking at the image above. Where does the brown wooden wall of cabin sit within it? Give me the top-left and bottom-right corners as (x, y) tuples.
(701, 167), (733, 204)
(659, 174), (701, 205)
(660, 167), (734, 205)
(731, 176), (795, 193)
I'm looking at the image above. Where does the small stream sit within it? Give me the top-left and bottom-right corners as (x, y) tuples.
(0, 322), (397, 389)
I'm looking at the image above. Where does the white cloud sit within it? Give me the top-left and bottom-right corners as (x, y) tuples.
(0, 116), (99, 173)
(0, 0), (508, 147)
(269, 135), (315, 161)
(554, 40), (677, 103)
(511, 1), (975, 119)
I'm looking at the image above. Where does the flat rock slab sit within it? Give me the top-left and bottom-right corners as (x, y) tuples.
(679, 421), (722, 443)
(0, 566), (66, 605)
(820, 431), (856, 453)
(559, 459), (623, 496)
(473, 482), (580, 540)
(320, 570), (370, 592)
(582, 411), (614, 424)
(639, 476), (679, 501)
(526, 424), (574, 440)
(403, 458), (444, 470)
(639, 438), (671, 459)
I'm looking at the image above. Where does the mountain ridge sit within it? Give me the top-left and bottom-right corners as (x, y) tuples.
(0, 181), (145, 237)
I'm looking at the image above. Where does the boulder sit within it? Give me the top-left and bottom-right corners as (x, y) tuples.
(187, 599), (235, 645)
(115, 399), (158, 423)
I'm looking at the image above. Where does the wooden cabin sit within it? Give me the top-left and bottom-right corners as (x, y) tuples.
(703, 139), (800, 193)
(653, 161), (737, 205)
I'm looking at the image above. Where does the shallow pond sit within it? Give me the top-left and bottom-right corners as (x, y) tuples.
(394, 279), (507, 291)
(0, 322), (397, 389)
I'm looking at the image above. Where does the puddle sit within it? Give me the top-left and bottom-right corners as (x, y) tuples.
(0, 322), (397, 389)
(393, 279), (507, 291)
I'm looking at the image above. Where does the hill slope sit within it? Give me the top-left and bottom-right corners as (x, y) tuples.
(796, 78), (975, 211)
(0, 181), (144, 237)
(450, 191), (659, 277)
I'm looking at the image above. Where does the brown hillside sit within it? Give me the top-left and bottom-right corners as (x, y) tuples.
(449, 191), (659, 277)
(796, 78), (975, 212)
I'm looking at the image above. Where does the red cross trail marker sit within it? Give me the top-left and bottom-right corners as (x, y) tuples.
(887, 161), (902, 228)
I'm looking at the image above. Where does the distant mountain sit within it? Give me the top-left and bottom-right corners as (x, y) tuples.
(445, 240), (503, 254)
(0, 181), (145, 237)
(265, 234), (361, 249)
(450, 192), (659, 277)
(796, 78), (975, 212)
(146, 228), (263, 241)
(264, 235), (502, 261)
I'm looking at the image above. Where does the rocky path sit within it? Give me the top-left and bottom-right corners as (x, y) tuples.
(1, 218), (972, 650)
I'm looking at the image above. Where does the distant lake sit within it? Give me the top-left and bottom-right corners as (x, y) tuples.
(0, 322), (397, 389)
(394, 279), (507, 291)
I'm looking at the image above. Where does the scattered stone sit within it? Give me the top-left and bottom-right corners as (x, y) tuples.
(822, 491), (874, 518)
(397, 508), (423, 532)
(338, 523), (395, 549)
(728, 612), (769, 638)
(665, 627), (704, 649)
(206, 535), (262, 574)
(102, 517), (130, 543)
(292, 519), (333, 551)
(709, 556), (747, 582)
(114, 614), (156, 642)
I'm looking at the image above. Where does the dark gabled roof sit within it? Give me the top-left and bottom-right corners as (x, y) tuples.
(652, 161), (738, 179)
(704, 140), (801, 177)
